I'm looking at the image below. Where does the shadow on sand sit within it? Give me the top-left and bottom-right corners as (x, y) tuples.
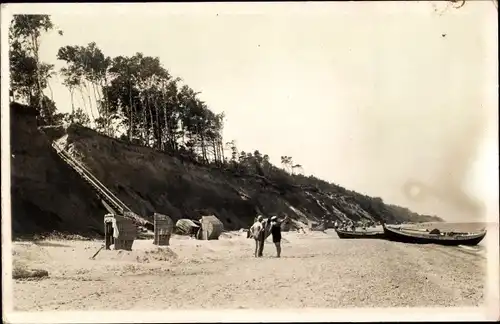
(32, 241), (72, 248)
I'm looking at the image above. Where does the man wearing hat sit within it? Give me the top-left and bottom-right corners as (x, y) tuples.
(270, 215), (288, 258)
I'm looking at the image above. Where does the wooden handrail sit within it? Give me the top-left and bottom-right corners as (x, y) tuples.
(52, 142), (130, 215)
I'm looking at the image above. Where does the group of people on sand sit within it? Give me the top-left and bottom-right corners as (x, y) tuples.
(248, 214), (288, 258)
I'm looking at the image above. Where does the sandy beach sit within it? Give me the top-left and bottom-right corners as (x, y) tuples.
(12, 226), (488, 311)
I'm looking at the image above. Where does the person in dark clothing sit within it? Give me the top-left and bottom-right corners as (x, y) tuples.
(270, 215), (288, 258)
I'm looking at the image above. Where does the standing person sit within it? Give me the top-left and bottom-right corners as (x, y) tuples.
(249, 215), (267, 257)
(258, 217), (272, 257)
(249, 215), (264, 239)
(249, 215), (262, 256)
(270, 215), (288, 258)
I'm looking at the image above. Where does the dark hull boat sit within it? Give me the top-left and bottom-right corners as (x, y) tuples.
(335, 228), (385, 239)
(382, 224), (487, 246)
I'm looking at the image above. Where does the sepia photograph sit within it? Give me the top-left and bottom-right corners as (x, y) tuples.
(1, 1), (498, 322)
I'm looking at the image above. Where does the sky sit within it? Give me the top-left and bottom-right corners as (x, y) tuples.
(5, 1), (499, 222)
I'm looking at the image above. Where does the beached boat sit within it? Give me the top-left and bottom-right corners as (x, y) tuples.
(382, 223), (487, 246)
(334, 228), (385, 239)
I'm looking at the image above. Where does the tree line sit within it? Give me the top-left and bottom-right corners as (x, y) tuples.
(9, 14), (305, 174)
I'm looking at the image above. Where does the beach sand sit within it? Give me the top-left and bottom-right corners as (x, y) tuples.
(11, 228), (488, 311)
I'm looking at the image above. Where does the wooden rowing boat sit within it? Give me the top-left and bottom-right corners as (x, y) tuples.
(335, 228), (385, 239)
(382, 223), (487, 246)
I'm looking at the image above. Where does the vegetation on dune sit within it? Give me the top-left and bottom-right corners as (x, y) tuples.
(9, 14), (447, 226)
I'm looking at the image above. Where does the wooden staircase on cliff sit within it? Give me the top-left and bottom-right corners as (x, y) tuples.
(51, 141), (154, 232)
